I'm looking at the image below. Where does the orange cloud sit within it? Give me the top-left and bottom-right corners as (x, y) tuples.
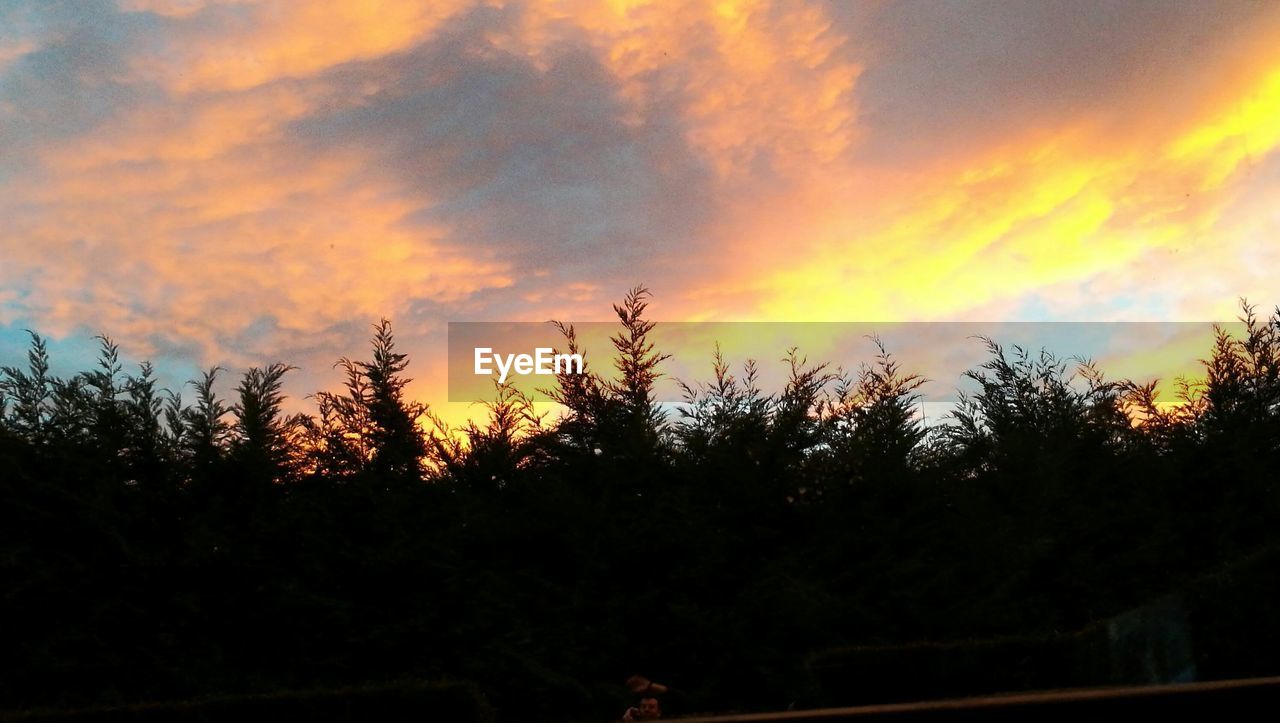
(486, 0), (860, 180)
(128, 0), (472, 93)
(5, 104), (512, 365)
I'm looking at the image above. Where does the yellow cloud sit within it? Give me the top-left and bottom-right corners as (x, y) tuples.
(1167, 65), (1280, 189)
(728, 48), (1280, 324)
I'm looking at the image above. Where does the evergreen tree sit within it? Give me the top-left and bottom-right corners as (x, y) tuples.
(818, 338), (927, 488)
(230, 362), (299, 483)
(0, 331), (53, 440)
(308, 319), (427, 484)
(605, 285), (671, 456)
(361, 319), (427, 482)
(181, 367), (232, 474)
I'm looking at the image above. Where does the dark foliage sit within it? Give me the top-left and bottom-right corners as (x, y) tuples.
(3, 300), (1280, 721)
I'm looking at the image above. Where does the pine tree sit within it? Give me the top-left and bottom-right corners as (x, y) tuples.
(308, 320), (427, 484)
(361, 319), (427, 482)
(0, 331), (53, 440)
(230, 362), (299, 483)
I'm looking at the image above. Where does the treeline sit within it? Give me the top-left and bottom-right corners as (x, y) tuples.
(3, 289), (1280, 721)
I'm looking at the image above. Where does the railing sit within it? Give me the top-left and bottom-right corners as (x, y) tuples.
(674, 676), (1280, 721)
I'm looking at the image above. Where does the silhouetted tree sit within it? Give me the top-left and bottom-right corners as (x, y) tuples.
(432, 382), (543, 494)
(230, 362), (300, 484)
(0, 330), (53, 439)
(1198, 303), (1280, 445)
(119, 360), (168, 487)
(942, 339), (1127, 480)
(6, 294), (1280, 722)
(543, 318), (609, 453)
(606, 285), (672, 457)
(676, 345), (770, 459)
(81, 335), (127, 457)
(305, 319), (427, 484)
(305, 357), (374, 479)
(360, 319), (428, 482)
(818, 338), (928, 489)
(176, 366), (232, 476)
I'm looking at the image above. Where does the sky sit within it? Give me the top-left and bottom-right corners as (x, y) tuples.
(2, 0), (1280, 427)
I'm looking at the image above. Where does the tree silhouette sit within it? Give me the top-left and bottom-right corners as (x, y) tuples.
(230, 362), (299, 483)
(361, 319), (428, 482)
(432, 381), (544, 494)
(606, 285), (672, 455)
(543, 318), (609, 454)
(544, 287), (671, 455)
(818, 337), (928, 490)
(0, 330), (53, 439)
(306, 357), (375, 479)
(4, 294), (1280, 722)
(306, 319), (427, 484)
(183, 367), (232, 470)
(676, 345), (770, 459)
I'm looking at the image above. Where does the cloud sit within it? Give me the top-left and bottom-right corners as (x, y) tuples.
(831, 0), (1280, 165)
(691, 1), (1280, 324)
(2, 0), (1280, 426)
(123, 0), (471, 93)
(1, 0), (863, 415)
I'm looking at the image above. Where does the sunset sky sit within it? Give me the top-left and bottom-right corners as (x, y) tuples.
(3, 0), (1280, 426)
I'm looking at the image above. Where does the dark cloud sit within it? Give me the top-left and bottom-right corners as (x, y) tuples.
(0, 1), (165, 152)
(287, 6), (716, 303)
(833, 0), (1280, 164)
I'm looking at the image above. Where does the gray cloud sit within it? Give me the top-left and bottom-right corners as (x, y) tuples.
(834, 0), (1280, 164)
(0, 1), (165, 153)
(281, 13), (716, 312)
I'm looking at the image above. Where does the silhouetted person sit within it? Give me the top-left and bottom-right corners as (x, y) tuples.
(622, 675), (685, 719)
(621, 695), (661, 720)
